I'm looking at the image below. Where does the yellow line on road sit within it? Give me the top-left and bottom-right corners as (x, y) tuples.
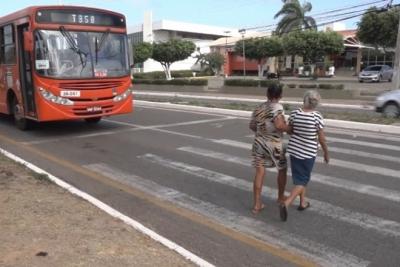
(0, 133), (317, 267)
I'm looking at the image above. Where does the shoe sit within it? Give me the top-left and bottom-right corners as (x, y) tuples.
(297, 202), (310, 211)
(279, 204), (287, 222)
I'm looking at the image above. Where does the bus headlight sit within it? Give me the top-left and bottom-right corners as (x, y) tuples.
(38, 87), (74, 106)
(113, 88), (132, 102)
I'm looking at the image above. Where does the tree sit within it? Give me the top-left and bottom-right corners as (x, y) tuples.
(132, 42), (153, 65)
(283, 30), (344, 67)
(151, 39), (196, 80)
(195, 52), (225, 75)
(357, 7), (399, 50)
(274, 0), (317, 36)
(235, 37), (284, 77)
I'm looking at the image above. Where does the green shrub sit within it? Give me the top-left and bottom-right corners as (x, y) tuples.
(334, 84), (344, 90)
(286, 84), (297, 88)
(318, 84), (334, 89)
(225, 79), (279, 87)
(318, 84), (344, 90)
(259, 80), (279, 87)
(299, 84), (318, 89)
(132, 70), (212, 80)
(133, 78), (207, 86)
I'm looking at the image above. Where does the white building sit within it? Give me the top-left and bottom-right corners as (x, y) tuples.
(128, 12), (239, 73)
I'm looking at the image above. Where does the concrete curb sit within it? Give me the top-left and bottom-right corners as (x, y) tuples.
(135, 100), (400, 135)
(134, 91), (374, 111)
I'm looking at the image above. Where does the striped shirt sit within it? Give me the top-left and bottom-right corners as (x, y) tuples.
(287, 108), (324, 159)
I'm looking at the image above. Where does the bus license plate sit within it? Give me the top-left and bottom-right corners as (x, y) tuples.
(87, 106), (102, 112)
(61, 90), (80, 97)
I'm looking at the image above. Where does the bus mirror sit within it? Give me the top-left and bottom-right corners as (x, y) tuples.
(23, 32), (34, 52)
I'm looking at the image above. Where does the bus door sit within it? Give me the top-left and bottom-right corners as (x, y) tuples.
(17, 24), (36, 117)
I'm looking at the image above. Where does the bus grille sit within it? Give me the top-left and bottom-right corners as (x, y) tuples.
(59, 81), (124, 90)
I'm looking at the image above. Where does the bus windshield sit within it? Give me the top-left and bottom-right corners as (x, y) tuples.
(35, 29), (129, 79)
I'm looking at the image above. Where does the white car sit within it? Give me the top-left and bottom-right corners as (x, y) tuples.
(375, 90), (400, 118)
(359, 65), (393, 83)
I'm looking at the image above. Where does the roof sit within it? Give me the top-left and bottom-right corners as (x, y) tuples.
(128, 19), (238, 37)
(210, 31), (271, 47)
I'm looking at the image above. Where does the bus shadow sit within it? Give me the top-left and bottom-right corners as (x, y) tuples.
(0, 114), (131, 139)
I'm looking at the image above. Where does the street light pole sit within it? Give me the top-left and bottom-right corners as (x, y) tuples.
(223, 30), (231, 77)
(239, 29), (246, 78)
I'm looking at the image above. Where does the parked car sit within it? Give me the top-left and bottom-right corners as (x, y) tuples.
(375, 90), (400, 118)
(359, 65), (393, 83)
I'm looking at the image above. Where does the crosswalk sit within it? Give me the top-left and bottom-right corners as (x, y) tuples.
(85, 123), (399, 266)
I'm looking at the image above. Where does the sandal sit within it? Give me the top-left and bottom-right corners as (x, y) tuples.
(297, 202), (310, 211)
(279, 204), (287, 222)
(251, 204), (265, 215)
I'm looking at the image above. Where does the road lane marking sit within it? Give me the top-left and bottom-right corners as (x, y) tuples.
(21, 117), (234, 145)
(0, 147), (214, 267)
(324, 128), (400, 142)
(327, 147), (400, 164)
(328, 137), (400, 152)
(245, 136), (400, 163)
(87, 163), (369, 267)
(178, 146), (400, 203)
(143, 152), (400, 238)
(214, 139), (400, 179)
(0, 133), (315, 267)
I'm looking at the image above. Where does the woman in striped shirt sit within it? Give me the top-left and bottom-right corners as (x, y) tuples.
(280, 90), (329, 222)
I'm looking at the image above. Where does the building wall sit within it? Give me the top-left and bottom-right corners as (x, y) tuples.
(129, 14), (237, 74)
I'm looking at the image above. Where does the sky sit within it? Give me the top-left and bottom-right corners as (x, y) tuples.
(0, 0), (395, 32)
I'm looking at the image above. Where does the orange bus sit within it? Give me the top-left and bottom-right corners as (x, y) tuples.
(0, 6), (133, 130)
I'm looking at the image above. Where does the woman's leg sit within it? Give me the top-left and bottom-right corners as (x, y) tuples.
(253, 166), (265, 211)
(284, 185), (304, 207)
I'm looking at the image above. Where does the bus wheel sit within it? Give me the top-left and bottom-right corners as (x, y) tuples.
(84, 117), (102, 124)
(13, 98), (30, 130)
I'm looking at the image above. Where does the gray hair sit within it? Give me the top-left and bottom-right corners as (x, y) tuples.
(303, 90), (321, 109)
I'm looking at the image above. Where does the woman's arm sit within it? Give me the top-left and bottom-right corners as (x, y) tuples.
(318, 129), (329, 164)
(274, 114), (290, 133)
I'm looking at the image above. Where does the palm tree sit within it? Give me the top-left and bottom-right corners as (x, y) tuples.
(274, 0), (317, 36)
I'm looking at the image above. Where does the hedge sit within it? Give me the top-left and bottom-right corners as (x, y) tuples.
(132, 70), (212, 79)
(133, 78), (208, 86)
(224, 79), (279, 87)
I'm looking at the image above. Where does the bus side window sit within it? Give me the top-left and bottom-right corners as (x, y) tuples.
(0, 27), (3, 64)
(1, 25), (16, 65)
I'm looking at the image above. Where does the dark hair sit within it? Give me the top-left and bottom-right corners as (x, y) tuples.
(267, 83), (283, 99)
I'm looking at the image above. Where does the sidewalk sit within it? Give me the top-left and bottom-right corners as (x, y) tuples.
(0, 152), (195, 267)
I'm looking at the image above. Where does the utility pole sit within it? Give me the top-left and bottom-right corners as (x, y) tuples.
(239, 29), (246, 78)
(392, 0), (400, 89)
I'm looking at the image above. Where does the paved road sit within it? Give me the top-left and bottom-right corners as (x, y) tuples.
(0, 103), (399, 267)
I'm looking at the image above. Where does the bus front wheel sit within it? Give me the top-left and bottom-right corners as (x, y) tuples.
(84, 117), (102, 124)
(13, 98), (30, 130)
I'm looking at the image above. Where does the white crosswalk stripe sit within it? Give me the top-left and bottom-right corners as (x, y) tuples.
(85, 163), (370, 267)
(141, 153), (400, 238)
(213, 139), (400, 179)
(328, 137), (400, 152)
(177, 146), (400, 203)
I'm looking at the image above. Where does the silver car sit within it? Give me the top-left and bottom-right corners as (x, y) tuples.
(359, 65), (393, 83)
(375, 90), (400, 117)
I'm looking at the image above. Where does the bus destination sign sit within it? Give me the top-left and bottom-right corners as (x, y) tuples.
(36, 9), (125, 27)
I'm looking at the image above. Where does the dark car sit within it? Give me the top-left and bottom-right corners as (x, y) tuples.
(359, 65), (393, 83)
